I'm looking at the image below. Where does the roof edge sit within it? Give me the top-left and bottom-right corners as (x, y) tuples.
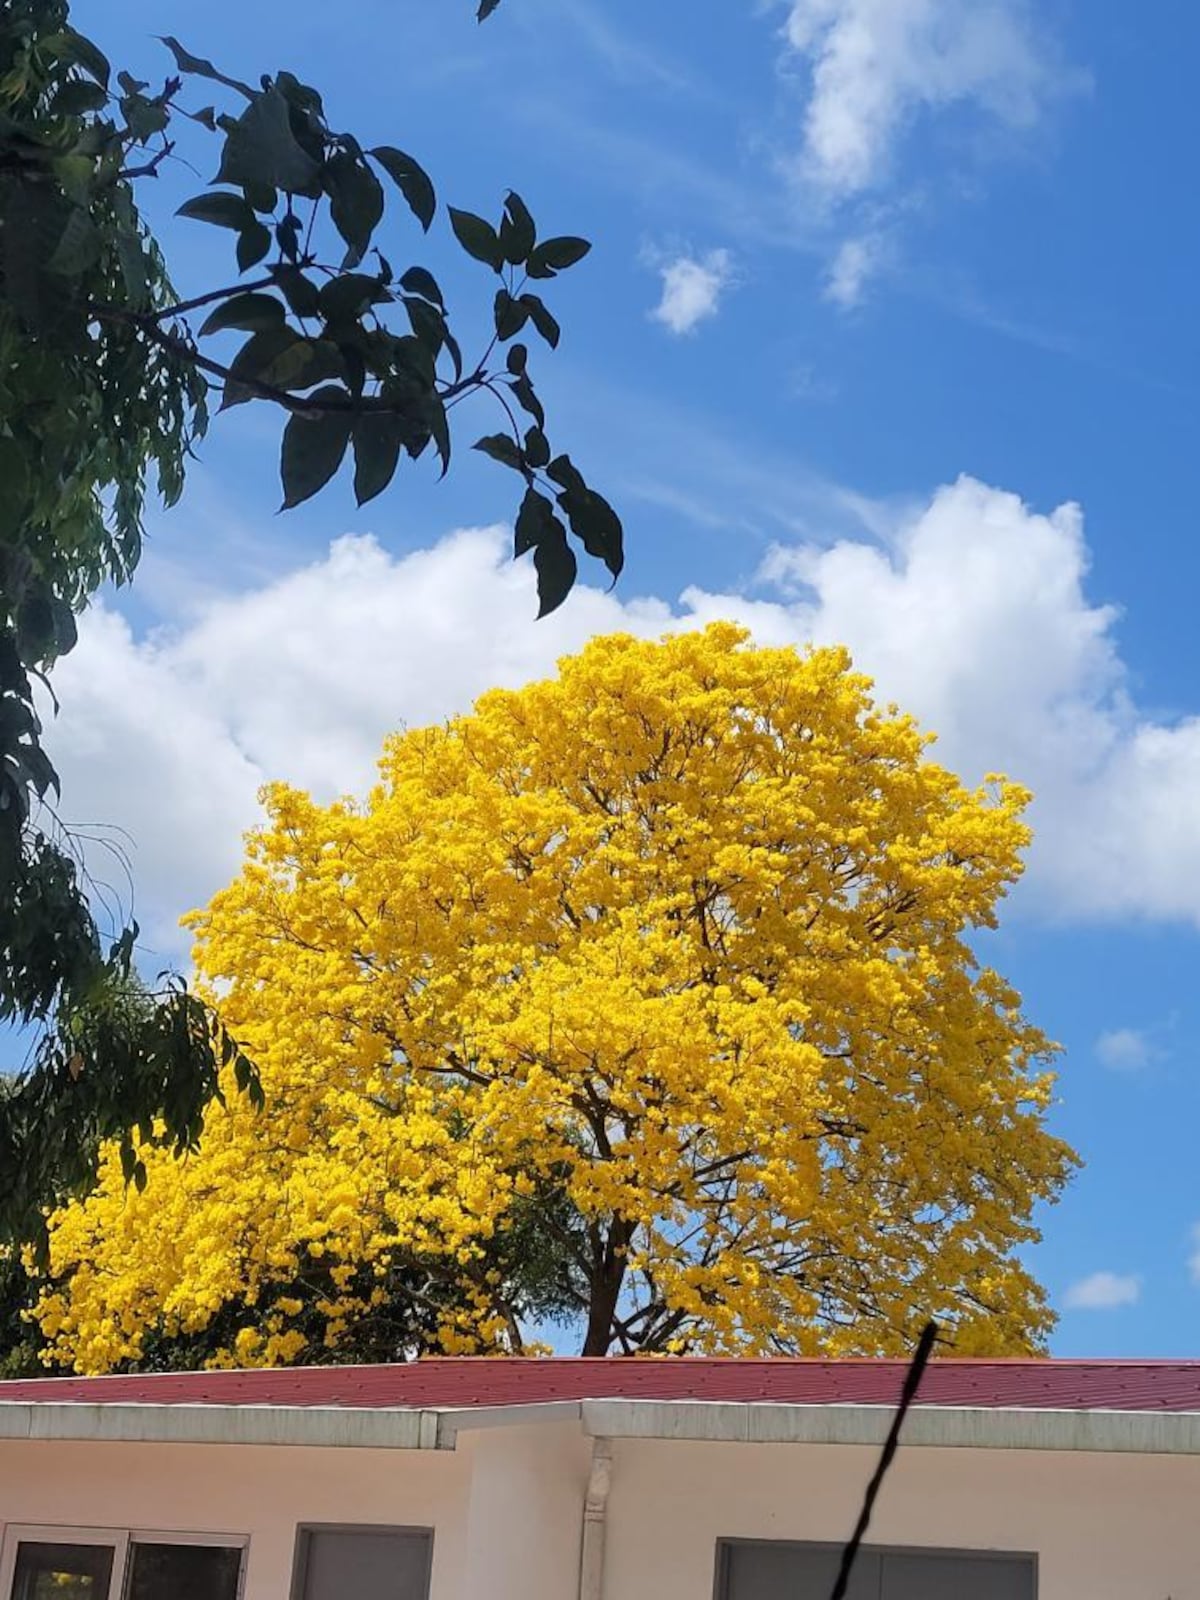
(3, 1397), (1200, 1456)
(0, 1402), (447, 1451)
(581, 1399), (1200, 1455)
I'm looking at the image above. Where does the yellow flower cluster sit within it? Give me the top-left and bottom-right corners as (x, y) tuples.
(35, 625), (1077, 1371)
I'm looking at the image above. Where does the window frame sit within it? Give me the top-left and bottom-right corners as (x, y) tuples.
(0, 1524), (128, 1600)
(0, 1524), (249, 1600)
(713, 1537), (1039, 1600)
(288, 1522), (435, 1600)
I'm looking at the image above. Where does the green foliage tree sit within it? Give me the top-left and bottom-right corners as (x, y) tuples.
(0, 0), (620, 1243)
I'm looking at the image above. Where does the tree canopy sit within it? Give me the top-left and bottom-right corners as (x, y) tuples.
(0, 0), (616, 1242)
(31, 626), (1077, 1372)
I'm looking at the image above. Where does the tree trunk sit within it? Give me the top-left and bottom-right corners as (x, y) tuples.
(581, 1223), (629, 1355)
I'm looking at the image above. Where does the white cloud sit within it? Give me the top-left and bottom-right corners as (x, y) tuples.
(783, 0), (1068, 197)
(1095, 1028), (1154, 1073)
(1190, 1226), (1200, 1285)
(824, 232), (887, 308)
(1062, 1272), (1141, 1312)
(40, 474), (1200, 965)
(650, 250), (734, 335)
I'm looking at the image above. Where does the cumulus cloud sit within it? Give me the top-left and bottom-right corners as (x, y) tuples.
(41, 474), (1200, 962)
(783, 0), (1067, 197)
(650, 250), (734, 335)
(1095, 1028), (1154, 1072)
(1062, 1272), (1141, 1312)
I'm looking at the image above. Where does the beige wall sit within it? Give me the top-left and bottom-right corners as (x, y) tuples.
(0, 1438), (468, 1600)
(605, 1436), (1200, 1600)
(4, 1427), (1200, 1598)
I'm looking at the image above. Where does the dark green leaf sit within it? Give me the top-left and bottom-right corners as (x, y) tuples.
(324, 152), (385, 265)
(519, 293), (560, 349)
(547, 453), (586, 495)
(199, 293), (286, 337)
(558, 485), (625, 579)
(425, 393), (451, 475)
(514, 487), (555, 557)
(216, 87), (321, 194)
(527, 236), (592, 278)
(236, 220), (272, 271)
(272, 266), (321, 318)
(506, 343), (528, 376)
(51, 80), (108, 117)
(494, 289), (529, 341)
(242, 180), (278, 215)
(399, 266), (443, 307)
(280, 392), (353, 508)
(158, 36), (254, 98)
(352, 413), (404, 505)
(55, 28), (111, 88)
(533, 524), (578, 618)
(499, 191), (536, 265)
(510, 372), (545, 430)
(319, 272), (389, 323)
(524, 426), (550, 469)
(115, 230), (149, 308)
(404, 297), (447, 360)
(177, 192), (257, 232)
(275, 213), (302, 261)
(473, 434), (525, 472)
(228, 325), (303, 387)
(389, 334), (437, 388)
(120, 93), (170, 141)
(274, 71), (324, 119)
(370, 148), (436, 232)
(448, 208), (503, 271)
(46, 208), (98, 275)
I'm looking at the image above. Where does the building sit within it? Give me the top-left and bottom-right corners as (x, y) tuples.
(1, 1358), (1198, 1599)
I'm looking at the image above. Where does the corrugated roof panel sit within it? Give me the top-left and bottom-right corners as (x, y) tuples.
(1, 1358), (1198, 1413)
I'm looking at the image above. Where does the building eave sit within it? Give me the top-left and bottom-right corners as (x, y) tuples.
(3, 1397), (1200, 1456)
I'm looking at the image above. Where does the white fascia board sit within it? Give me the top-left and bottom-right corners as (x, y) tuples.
(0, 1402), (445, 1450)
(434, 1400), (583, 1444)
(579, 1400), (1200, 1456)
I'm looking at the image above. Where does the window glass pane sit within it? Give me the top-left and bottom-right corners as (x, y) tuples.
(883, 1551), (1035, 1600)
(720, 1542), (879, 1600)
(11, 1543), (114, 1600)
(126, 1544), (242, 1600)
(296, 1529), (432, 1600)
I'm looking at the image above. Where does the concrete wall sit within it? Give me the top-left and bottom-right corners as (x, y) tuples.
(604, 1436), (1200, 1600)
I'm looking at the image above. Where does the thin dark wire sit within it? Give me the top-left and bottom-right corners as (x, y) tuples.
(828, 1319), (939, 1600)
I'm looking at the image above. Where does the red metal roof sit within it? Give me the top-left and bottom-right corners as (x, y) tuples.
(0, 1358), (1198, 1413)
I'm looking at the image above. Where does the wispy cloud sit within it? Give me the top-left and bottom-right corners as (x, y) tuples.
(1062, 1272), (1141, 1311)
(776, 1), (1084, 306)
(1096, 1028), (1155, 1072)
(650, 250), (736, 336)
(782, 0), (1076, 198)
(824, 231), (888, 308)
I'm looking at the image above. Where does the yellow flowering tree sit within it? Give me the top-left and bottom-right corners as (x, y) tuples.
(34, 625), (1077, 1372)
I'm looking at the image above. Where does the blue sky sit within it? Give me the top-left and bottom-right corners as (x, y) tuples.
(46, 0), (1200, 1355)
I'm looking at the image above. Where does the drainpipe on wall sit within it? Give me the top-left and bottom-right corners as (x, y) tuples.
(578, 1436), (613, 1600)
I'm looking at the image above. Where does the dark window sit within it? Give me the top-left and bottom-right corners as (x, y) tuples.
(292, 1528), (433, 1600)
(10, 1543), (115, 1600)
(126, 1543), (243, 1600)
(718, 1540), (1035, 1600)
